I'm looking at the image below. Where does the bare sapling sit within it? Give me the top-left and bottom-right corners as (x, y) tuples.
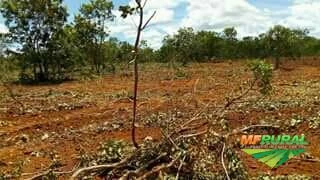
(119, 0), (156, 148)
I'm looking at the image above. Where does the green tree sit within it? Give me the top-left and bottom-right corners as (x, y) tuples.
(0, 0), (68, 81)
(264, 25), (306, 69)
(300, 36), (320, 56)
(238, 36), (263, 59)
(74, 0), (114, 74)
(158, 35), (177, 63)
(139, 40), (155, 63)
(162, 27), (196, 65)
(158, 26), (320, 64)
(46, 25), (80, 80)
(103, 37), (121, 72)
(118, 41), (133, 62)
(223, 27), (237, 41)
(221, 27), (238, 59)
(194, 31), (223, 60)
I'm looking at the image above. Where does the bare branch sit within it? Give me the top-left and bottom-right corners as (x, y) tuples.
(175, 155), (187, 180)
(25, 170), (52, 180)
(239, 124), (280, 133)
(131, 0), (146, 149)
(171, 120), (208, 138)
(24, 163), (80, 180)
(176, 130), (208, 140)
(170, 102), (210, 137)
(224, 79), (257, 108)
(193, 78), (200, 93)
(136, 153), (182, 180)
(161, 129), (180, 150)
(70, 157), (130, 180)
(119, 153), (167, 180)
(142, 0), (148, 8)
(26, 170), (74, 180)
(208, 124), (280, 139)
(221, 142), (231, 180)
(141, 11), (156, 30)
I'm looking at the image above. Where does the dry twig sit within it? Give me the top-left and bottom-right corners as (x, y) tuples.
(221, 142), (230, 180)
(70, 157), (130, 179)
(175, 154), (187, 180)
(119, 153), (167, 180)
(24, 163), (80, 180)
(136, 152), (182, 180)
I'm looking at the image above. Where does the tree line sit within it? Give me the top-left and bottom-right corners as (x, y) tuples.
(1, 0), (320, 82)
(159, 27), (320, 69)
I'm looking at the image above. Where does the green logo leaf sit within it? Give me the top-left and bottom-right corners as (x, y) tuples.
(242, 149), (305, 168)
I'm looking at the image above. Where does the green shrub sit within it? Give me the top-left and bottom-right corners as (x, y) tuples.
(248, 59), (273, 95)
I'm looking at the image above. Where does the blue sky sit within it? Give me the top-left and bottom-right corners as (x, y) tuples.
(249, 0), (291, 9)
(1, 0), (320, 48)
(64, 0), (126, 20)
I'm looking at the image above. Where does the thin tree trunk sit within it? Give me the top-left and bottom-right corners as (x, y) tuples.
(131, 1), (144, 149)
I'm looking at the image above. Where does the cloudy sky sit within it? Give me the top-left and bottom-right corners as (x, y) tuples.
(1, 0), (320, 48)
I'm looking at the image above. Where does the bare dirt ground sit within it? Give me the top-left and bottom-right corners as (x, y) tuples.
(0, 61), (320, 179)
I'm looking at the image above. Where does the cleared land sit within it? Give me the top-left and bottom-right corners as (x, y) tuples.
(0, 61), (320, 178)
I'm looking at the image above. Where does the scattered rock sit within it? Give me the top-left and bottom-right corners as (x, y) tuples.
(30, 151), (43, 157)
(41, 133), (49, 140)
(20, 134), (29, 143)
(112, 123), (121, 130)
(144, 136), (153, 141)
(267, 104), (277, 111)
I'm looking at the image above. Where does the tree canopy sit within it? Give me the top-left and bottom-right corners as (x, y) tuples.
(0, 0), (68, 81)
(157, 26), (320, 66)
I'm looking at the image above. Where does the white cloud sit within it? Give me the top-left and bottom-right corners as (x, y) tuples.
(281, 0), (320, 36)
(149, 8), (174, 25)
(180, 0), (320, 38)
(110, 0), (280, 48)
(112, 0), (320, 48)
(181, 0), (273, 37)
